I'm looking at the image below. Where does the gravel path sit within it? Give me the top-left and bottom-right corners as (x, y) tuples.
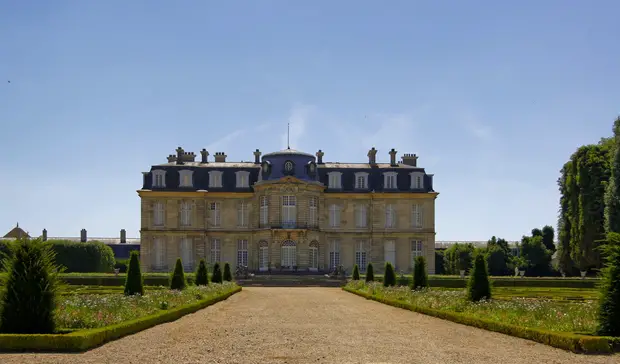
(2, 287), (619, 364)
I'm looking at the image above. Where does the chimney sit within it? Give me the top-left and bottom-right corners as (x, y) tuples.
(42, 228), (47, 241)
(367, 147), (377, 165)
(316, 150), (324, 164)
(80, 229), (87, 243)
(120, 229), (126, 244)
(401, 153), (418, 167)
(253, 149), (261, 164)
(214, 152), (227, 163)
(200, 149), (209, 163)
(389, 148), (397, 166)
(175, 147), (184, 165)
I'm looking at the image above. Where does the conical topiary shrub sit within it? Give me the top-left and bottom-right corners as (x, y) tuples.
(412, 255), (429, 290)
(170, 258), (187, 290)
(0, 238), (62, 334)
(597, 232), (620, 336)
(195, 259), (209, 286)
(124, 250), (144, 296)
(365, 263), (374, 283)
(383, 262), (396, 287)
(352, 264), (360, 280)
(211, 262), (222, 283)
(467, 253), (491, 302)
(223, 262), (232, 282)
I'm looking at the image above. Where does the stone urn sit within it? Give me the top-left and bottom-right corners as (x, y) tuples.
(459, 270), (465, 279)
(580, 270), (587, 280)
(519, 270), (525, 277)
(114, 268), (120, 277)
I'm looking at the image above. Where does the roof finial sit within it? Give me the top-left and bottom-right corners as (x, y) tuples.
(287, 122), (290, 149)
(16, 222), (19, 228)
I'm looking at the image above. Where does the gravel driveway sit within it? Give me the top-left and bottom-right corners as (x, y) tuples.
(2, 287), (619, 364)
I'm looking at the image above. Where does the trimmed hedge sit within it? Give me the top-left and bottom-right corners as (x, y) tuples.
(0, 285), (241, 352)
(343, 287), (619, 354)
(367, 277), (598, 289)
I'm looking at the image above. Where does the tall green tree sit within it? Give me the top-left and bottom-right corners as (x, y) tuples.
(557, 162), (575, 274)
(467, 253), (491, 302)
(124, 250), (144, 296)
(520, 235), (552, 276)
(597, 232), (620, 336)
(531, 228), (543, 237)
(605, 116), (620, 235)
(541, 225), (556, 253)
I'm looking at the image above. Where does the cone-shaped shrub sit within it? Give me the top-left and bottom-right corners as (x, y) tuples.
(194, 259), (209, 286)
(352, 264), (360, 280)
(124, 250), (144, 296)
(412, 256), (429, 290)
(170, 258), (187, 290)
(597, 232), (620, 336)
(223, 262), (232, 282)
(467, 253), (491, 302)
(211, 262), (222, 283)
(365, 263), (374, 282)
(0, 238), (62, 334)
(383, 262), (396, 287)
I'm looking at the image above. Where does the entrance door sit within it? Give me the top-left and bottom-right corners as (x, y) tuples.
(384, 240), (396, 268)
(309, 241), (319, 272)
(258, 241), (269, 271)
(281, 240), (297, 269)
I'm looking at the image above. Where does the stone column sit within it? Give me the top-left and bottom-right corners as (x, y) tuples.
(80, 229), (87, 242)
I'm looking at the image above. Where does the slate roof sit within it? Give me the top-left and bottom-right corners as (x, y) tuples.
(262, 148), (314, 158)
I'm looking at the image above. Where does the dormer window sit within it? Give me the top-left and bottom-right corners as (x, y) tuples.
(209, 171), (223, 188)
(179, 170), (193, 187)
(152, 170), (166, 188)
(383, 172), (398, 189)
(236, 171), (250, 188)
(410, 172), (425, 190)
(354, 172), (369, 189)
(327, 171), (342, 189)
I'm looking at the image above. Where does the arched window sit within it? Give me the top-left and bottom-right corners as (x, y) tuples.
(309, 241), (319, 271)
(281, 240), (297, 269)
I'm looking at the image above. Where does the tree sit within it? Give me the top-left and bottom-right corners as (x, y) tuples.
(383, 262), (396, 287)
(223, 263), (232, 282)
(531, 228), (543, 237)
(211, 262), (222, 283)
(195, 259), (209, 286)
(443, 243), (474, 275)
(124, 250), (144, 296)
(605, 116), (620, 235)
(0, 238), (61, 334)
(467, 253), (491, 302)
(541, 225), (556, 253)
(520, 235), (552, 276)
(352, 264), (360, 280)
(597, 232), (620, 336)
(365, 263), (374, 282)
(485, 245), (510, 276)
(412, 256), (428, 290)
(170, 258), (187, 290)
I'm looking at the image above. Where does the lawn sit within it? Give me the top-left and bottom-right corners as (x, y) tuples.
(346, 281), (598, 334)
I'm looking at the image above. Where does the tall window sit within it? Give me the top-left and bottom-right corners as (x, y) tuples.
(355, 240), (367, 272)
(281, 240), (297, 268)
(329, 204), (340, 227)
(260, 196), (269, 226)
(355, 204), (367, 228)
(308, 197), (318, 227)
(384, 172), (397, 189)
(281, 196), (296, 226)
(329, 239), (340, 269)
(411, 240), (423, 268)
(210, 238), (221, 264)
(309, 241), (319, 271)
(179, 170), (193, 187)
(210, 202), (221, 227)
(237, 239), (248, 267)
(180, 237), (193, 270)
(153, 237), (165, 269)
(237, 202), (248, 227)
(327, 172), (342, 189)
(209, 171), (223, 188)
(410, 172), (425, 189)
(180, 201), (192, 227)
(152, 170), (166, 187)
(412, 204), (423, 228)
(385, 204), (396, 228)
(355, 172), (369, 189)
(236, 171), (250, 188)
(153, 201), (165, 226)
(258, 241), (269, 271)
(384, 240), (396, 267)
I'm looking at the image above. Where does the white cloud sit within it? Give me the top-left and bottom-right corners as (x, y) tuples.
(280, 103), (313, 150)
(461, 114), (493, 141)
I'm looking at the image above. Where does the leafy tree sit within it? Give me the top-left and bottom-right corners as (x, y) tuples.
(412, 256), (428, 290)
(365, 263), (374, 282)
(558, 162), (576, 275)
(124, 250), (144, 295)
(531, 228), (543, 237)
(541, 225), (556, 253)
(211, 262), (222, 283)
(0, 238), (62, 334)
(520, 235), (552, 276)
(434, 250), (445, 275)
(487, 236), (510, 256)
(383, 262), (396, 287)
(352, 264), (360, 280)
(467, 253), (492, 302)
(486, 245), (510, 276)
(443, 243), (474, 275)
(223, 263), (232, 282)
(605, 116), (620, 235)
(170, 258), (186, 290)
(597, 232), (620, 336)
(195, 259), (209, 286)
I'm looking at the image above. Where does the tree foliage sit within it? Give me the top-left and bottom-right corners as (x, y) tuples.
(170, 258), (186, 290)
(520, 235), (552, 276)
(383, 262), (396, 287)
(605, 117), (620, 235)
(412, 256), (428, 290)
(124, 250), (144, 296)
(365, 263), (374, 282)
(195, 259), (209, 286)
(223, 263), (232, 282)
(597, 232), (620, 336)
(352, 264), (360, 280)
(443, 243), (474, 275)
(541, 225), (556, 253)
(467, 253), (492, 302)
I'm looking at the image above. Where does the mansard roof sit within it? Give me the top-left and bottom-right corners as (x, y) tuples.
(262, 148), (314, 158)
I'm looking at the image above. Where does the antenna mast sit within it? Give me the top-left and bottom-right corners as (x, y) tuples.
(287, 122), (290, 149)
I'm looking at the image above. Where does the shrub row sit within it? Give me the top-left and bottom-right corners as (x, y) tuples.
(0, 285), (242, 352)
(343, 287), (618, 354)
(372, 277), (597, 289)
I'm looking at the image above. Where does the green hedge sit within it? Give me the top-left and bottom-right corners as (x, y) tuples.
(0, 285), (241, 352)
(343, 287), (618, 353)
(369, 276), (597, 289)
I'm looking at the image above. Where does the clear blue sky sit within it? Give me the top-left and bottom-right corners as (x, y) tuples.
(1, 1), (618, 241)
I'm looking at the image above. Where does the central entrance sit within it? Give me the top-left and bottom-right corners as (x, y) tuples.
(281, 240), (297, 269)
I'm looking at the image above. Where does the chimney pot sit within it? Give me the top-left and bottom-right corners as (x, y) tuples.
(389, 148), (398, 166)
(200, 149), (209, 163)
(367, 147), (378, 165)
(316, 149), (324, 164)
(42, 228), (47, 241)
(253, 149), (262, 164)
(214, 152), (227, 162)
(120, 229), (126, 244)
(175, 147), (184, 165)
(80, 229), (87, 243)
(401, 153), (418, 167)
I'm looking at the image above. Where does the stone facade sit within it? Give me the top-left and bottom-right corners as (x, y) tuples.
(138, 147), (438, 274)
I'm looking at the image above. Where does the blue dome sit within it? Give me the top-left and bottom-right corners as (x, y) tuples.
(261, 148), (317, 181)
(262, 148), (314, 158)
